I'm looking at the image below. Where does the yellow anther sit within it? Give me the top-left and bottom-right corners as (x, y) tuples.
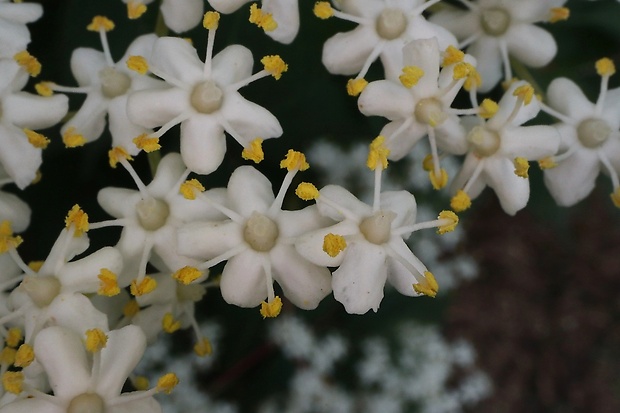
(513, 84), (534, 105)
(194, 338), (213, 357)
(242, 138), (264, 163)
(611, 188), (620, 208)
(13, 50), (41, 77)
(513, 157), (529, 178)
(133, 376), (150, 391)
(126, 55), (148, 74)
(98, 269), (121, 297)
(549, 7), (569, 23)
(442, 45), (465, 67)
(413, 271), (439, 298)
(346, 78), (367, 96)
(450, 190), (471, 212)
(63, 127), (86, 148)
(399, 66), (424, 88)
(367, 135), (389, 171)
(179, 179), (205, 200)
(422, 154), (434, 171)
(429, 168), (448, 190)
(203, 11), (220, 30)
(463, 66), (482, 92)
(295, 182), (319, 201)
(157, 373), (179, 394)
(0, 221), (23, 254)
(0, 347), (16, 365)
(452, 62), (471, 80)
(437, 210), (459, 235)
(249, 3), (278, 31)
(323, 233), (347, 257)
(173, 266), (203, 285)
(130, 276), (157, 296)
(479, 98), (499, 119)
(261, 55), (288, 80)
(5, 328), (22, 348)
(23, 128), (50, 149)
(260, 296), (282, 318)
(127, 1), (147, 19)
(87, 16), (115, 32)
(133, 134), (161, 152)
(28, 261), (43, 272)
(14, 344), (34, 368)
(65, 204), (89, 237)
(35, 81), (53, 96)
(280, 149), (309, 171)
(314, 1), (333, 19)
(32, 170), (42, 185)
(538, 156), (558, 170)
(108, 146), (133, 168)
(162, 313), (181, 334)
(596, 57), (616, 77)
(85, 329), (108, 353)
(123, 299), (140, 317)
(2, 371), (23, 394)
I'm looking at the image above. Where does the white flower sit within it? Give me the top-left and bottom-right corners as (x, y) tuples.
(122, 0), (204, 33)
(0, 0), (42, 57)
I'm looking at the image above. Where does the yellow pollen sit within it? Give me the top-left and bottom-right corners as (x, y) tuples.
(280, 149), (309, 171)
(346, 78), (367, 96)
(450, 190), (471, 212)
(194, 338), (213, 357)
(0, 221), (23, 254)
(513, 84), (534, 105)
(260, 296), (283, 318)
(162, 313), (182, 334)
(442, 45), (465, 66)
(367, 135), (389, 171)
(179, 179), (205, 200)
(35, 81), (53, 96)
(157, 373), (179, 394)
(2, 371), (23, 394)
(173, 266), (203, 285)
(133, 376), (150, 391)
(65, 204), (89, 237)
(0, 347), (16, 365)
(549, 7), (569, 23)
(130, 276), (157, 296)
(463, 65), (481, 91)
(429, 168), (448, 190)
(98, 269), (121, 296)
(323, 233), (347, 257)
(123, 299), (140, 317)
(538, 156), (558, 170)
(127, 1), (147, 19)
(242, 138), (264, 163)
(611, 188), (620, 208)
(452, 62), (471, 80)
(479, 98), (499, 119)
(85, 329), (108, 353)
(203, 11), (220, 30)
(314, 1), (333, 19)
(14, 344), (34, 368)
(28, 260), (44, 272)
(437, 210), (459, 235)
(399, 66), (424, 88)
(13, 50), (41, 77)
(63, 127), (86, 148)
(295, 182), (319, 201)
(133, 134), (161, 152)
(5, 328), (22, 348)
(87, 16), (115, 32)
(126, 55), (149, 74)
(513, 157), (529, 178)
(596, 57), (616, 77)
(32, 170), (42, 185)
(249, 3), (278, 32)
(422, 154), (434, 171)
(413, 271), (439, 298)
(23, 128), (50, 149)
(108, 146), (133, 168)
(261, 55), (288, 80)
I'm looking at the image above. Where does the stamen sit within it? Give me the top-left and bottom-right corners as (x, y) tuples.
(87, 17), (115, 67)
(85, 329), (107, 353)
(173, 266), (204, 285)
(442, 46), (465, 67)
(23, 129), (50, 149)
(399, 66), (424, 88)
(13, 51), (41, 77)
(346, 77), (368, 96)
(596, 58), (615, 114)
(261, 55), (288, 80)
(295, 182), (319, 201)
(97, 269), (121, 296)
(157, 373), (179, 394)
(260, 296), (282, 318)
(367, 136), (389, 171)
(108, 146), (133, 168)
(249, 3), (277, 32)
(14, 344), (33, 368)
(323, 233), (347, 257)
(513, 157), (529, 178)
(194, 338), (213, 357)
(35, 81), (53, 96)
(313, 2), (333, 19)
(126, 55), (149, 74)
(127, 1), (147, 19)
(450, 190), (472, 212)
(241, 138), (264, 163)
(0, 221), (23, 253)
(179, 179), (205, 200)
(5, 328), (22, 348)
(63, 127), (87, 148)
(65, 205), (89, 237)
(198, 244), (248, 271)
(1, 371), (23, 394)
(549, 7), (569, 23)
(413, 271), (439, 298)
(538, 156), (558, 170)
(130, 276), (157, 296)
(162, 313), (181, 333)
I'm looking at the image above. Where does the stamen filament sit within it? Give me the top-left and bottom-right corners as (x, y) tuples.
(331, 9), (369, 25)
(384, 244), (427, 282)
(118, 158), (150, 197)
(135, 236), (155, 284)
(195, 192), (244, 223)
(228, 70), (270, 92)
(89, 218), (130, 230)
(152, 111), (193, 139)
(261, 255), (275, 303)
(198, 244), (248, 270)
(463, 159), (485, 194)
(539, 102), (575, 125)
(204, 26), (217, 78)
(7, 249), (36, 277)
(269, 170), (297, 215)
(358, 41), (385, 80)
(499, 41), (512, 84)
(599, 151), (620, 189)
(98, 29), (115, 67)
(412, 0), (443, 15)
(373, 166), (382, 213)
(596, 74), (610, 115)
(395, 218), (452, 236)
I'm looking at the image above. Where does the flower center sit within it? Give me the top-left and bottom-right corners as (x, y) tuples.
(99, 67), (132, 98)
(136, 198), (170, 231)
(21, 275), (61, 308)
(243, 212), (279, 252)
(577, 118), (612, 148)
(190, 80), (223, 114)
(480, 7), (511, 37)
(467, 125), (501, 157)
(67, 393), (105, 413)
(359, 210), (396, 245)
(375, 8), (407, 40)
(414, 98), (447, 127)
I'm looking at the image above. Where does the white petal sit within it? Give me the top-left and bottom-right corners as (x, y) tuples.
(70, 48), (107, 87)
(358, 80), (413, 120)
(386, 237), (425, 296)
(322, 27), (379, 75)
(275, 205), (332, 239)
(107, 95), (150, 155)
(118, 34), (158, 66)
(180, 115), (227, 175)
(263, 0), (300, 44)
(544, 149), (600, 206)
(505, 23), (557, 68)
(127, 87), (192, 129)
(401, 38), (440, 97)
(219, 91), (283, 146)
(227, 166), (274, 216)
(501, 125), (559, 159)
(0, 124), (41, 189)
(147, 152), (186, 197)
(98, 187), (140, 220)
(211, 45), (254, 87)
(46, 293), (109, 334)
(382, 119), (428, 160)
(295, 220), (360, 267)
(0, 3), (42, 23)
(150, 37), (204, 86)
(3, 93), (68, 130)
(60, 94), (107, 142)
(467, 36), (502, 93)
(428, 7), (479, 40)
(405, 15), (458, 55)
(160, 0), (203, 33)
(0, 190), (30, 232)
(177, 220), (243, 259)
(0, 18), (30, 56)
(0, 397), (61, 413)
(207, 0), (249, 13)
(435, 115), (468, 155)
(109, 396), (162, 413)
(58, 247), (123, 294)
(379, 190), (416, 228)
(483, 156), (530, 215)
(547, 77), (595, 120)
(220, 249), (267, 307)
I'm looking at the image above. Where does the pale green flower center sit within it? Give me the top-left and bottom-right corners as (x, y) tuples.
(191, 80), (223, 114)
(244, 212), (279, 252)
(468, 126), (501, 157)
(577, 118), (611, 148)
(67, 393), (105, 413)
(359, 210), (395, 245)
(21, 275), (61, 308)
(136, 198), (170, 231)
(480, 7), (511, 37)
(415, 98), (447, 127)
(376, 8), (407, 40)
(99, 67), (132, 98)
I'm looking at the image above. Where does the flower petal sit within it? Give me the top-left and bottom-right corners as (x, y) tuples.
(483, 156), (530, 215)
(177, 220), (243, 259)
(547, 77), (594, 120)
(382, 119), (428, 161)
(211, 45), (254, 87)
(379, 190), (416, 229)
(70, 48), (107, 87)
(58, 247), (123, 294)
(160, 0), (203, 33)
(263, 0), (300, 44)
(220, 249), (267, 307)
(207, 0), (249, 14)
(322, 26), (378, 75)
(127, 87), (191, 129)
(505, 23), (556, 68)
(4, 93), (69, 130)
(150, 37), (204, 86)
(544, 149), (600, 206)
(227, 165), (274, 216)
(179, 115), (226, 175)
(147, 152), (187, 197)
(467, 36), (502, 93)
(358, 80), (414, 120)
(501, 125), (559, 159)
(0, 124), (41, 189)
(107, 95), (150, 155)
(295, 220), (360, 267)
(219, 91), (282, 146)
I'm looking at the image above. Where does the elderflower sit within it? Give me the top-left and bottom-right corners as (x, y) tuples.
(0, 0), (42, 58)
(122, 0), (204, 33)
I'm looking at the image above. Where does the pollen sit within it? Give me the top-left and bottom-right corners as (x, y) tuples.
(194, 338), (213, 357)
(450, 190), (471, 212)
(249, 3), (278, 32)
(413, 271), (439, 298)
(323, 233), (347, 257)
(513, 84), (534, 105)
(429, 168), (448, 190)
(108, 146), (133, 168)
(437, 210), (459, 235)
(63, 127), (86, 148)
(35, 81), (54, 96)
(133, 134), (161, 152)
(127, 1), (147, 19)
(261, 55), (288, 80)
(5, 328), (22, 348)
(367, 135), (390, 171)
(314, 1), (333, 19)
(179, 179), (205, 200)
(87, 16), (115, 32)
(463, 65), (482, 92)
(14, 344), (34, 368)
(65, 204), (89, 237)
(538, 156), (558, 170)
(399, 66), (424, 88)
(242, 138), (264, 163)
(0, 348), (16, 365)
(513, 157), (529, 178)
(260, 296), (283, 318)
(295, 182), (319, 201)
(173, 266), (203, 285)
(203, 11), (220, 30)
(346, 78), (368, 96)
(130, 276), (157, 296)
(0, 221), (23, 254)
(162, 313), (182, 333)
(157, 373), (179, 394)
(596, 57), (616, 77)
(611, 188), (620, 208)
(549, 7), (569, 23)
(2, 371), (23, 394)
(123, 299), (140, 317)
(479, 98), (499, 119)
(13, 50), (41, 77)
(133, 376), (150, 391)
(98, 269), (121, 296)
(452, 62), (472, 80)
(442, 45), (465, 67)
(422, 154), (434, 171)
(23, 128), (50, 149)
(280, 149), (309, 171)
(85, 329), (107, 353)
(28, 260), (44, 272)
(126, 55), (149, 74)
